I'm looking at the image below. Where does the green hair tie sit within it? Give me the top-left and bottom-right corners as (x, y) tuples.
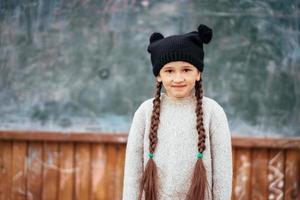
(148, 153), (154, 158)
(197, 152), (203, 158)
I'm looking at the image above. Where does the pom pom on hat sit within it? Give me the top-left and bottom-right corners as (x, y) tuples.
(148, 32), (164, 53)
(149, 32), (164, 43)
(197, 24), (213, 44)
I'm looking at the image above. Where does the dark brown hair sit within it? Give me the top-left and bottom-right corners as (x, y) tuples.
(138, 78), (209, 200)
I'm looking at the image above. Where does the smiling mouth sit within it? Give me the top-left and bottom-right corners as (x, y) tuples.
(172, 85), (186, 88)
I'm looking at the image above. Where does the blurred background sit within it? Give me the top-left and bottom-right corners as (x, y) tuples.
(0, 1), (299, 200)
(0, 0), (299, 136)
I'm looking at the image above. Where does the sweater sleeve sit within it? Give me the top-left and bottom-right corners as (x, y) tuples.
(209, 104), (233, 200)
(122, 103), (146, 200)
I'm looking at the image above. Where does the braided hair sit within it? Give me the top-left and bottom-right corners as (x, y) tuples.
(138, 78), (209, 200)
(138, 80), (162, 200)
(185, 79), (210, 200)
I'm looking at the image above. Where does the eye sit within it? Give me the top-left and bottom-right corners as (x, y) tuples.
(165, 70), (173, 73)
(184, 69), (191, 72)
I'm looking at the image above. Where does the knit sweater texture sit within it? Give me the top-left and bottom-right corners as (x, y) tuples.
(122, 92), (232, 200)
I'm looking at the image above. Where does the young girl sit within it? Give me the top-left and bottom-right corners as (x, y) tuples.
(122, 24), (232, 200)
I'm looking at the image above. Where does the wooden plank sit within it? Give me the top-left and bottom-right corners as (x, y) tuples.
(0, 130), (127, 143)
(105, 144), (118, 199)
(232, 148), (237, 200)
(268, 149), (285, 200)
(27, 142), (43, 200)
(90, 144), (108, 200)
(1, 131), (300, 149)
(75, 143), (91, 200)
(232, 136), (300, 149)
(232, 148), (251, 200)
(284, 149), (300, 200)
(114, 144), (126, 199)
(58, 143), (75, 200)
(42, 142), (59, 200)
(251, 149), (268, 200)
(0, 141), (12, 200)
(11, 142), (27, 200)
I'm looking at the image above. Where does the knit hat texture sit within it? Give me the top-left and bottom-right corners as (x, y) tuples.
(147, 24), (213, 76)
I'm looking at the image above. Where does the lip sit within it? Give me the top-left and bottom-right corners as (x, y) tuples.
(172, 85), (186, 88)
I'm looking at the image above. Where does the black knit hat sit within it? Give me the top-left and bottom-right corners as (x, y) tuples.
(147, 24), (213, 76)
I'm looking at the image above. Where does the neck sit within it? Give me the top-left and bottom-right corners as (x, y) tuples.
(161, 92), (196, 104)
(165, 90), (195, 99)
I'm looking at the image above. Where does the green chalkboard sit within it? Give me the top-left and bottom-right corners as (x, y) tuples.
(0, 0), (299, 136)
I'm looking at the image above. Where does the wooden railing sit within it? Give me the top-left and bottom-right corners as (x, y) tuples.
(0, 130), (299, 200)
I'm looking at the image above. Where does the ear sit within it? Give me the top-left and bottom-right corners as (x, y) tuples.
(156, 75), (162, 82)
(196, 71), (201, 81)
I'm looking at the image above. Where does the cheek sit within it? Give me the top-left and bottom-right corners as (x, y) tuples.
(190, 73), (200, 81)
(187, 77), (198, 85)
(161, 74), (172, 82)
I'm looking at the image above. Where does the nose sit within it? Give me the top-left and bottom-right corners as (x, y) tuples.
(173, 73), (185, 82)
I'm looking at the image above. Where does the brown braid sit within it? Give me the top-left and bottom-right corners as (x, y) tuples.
(195, 79), (206, 153)
(185, 78), (210, 200)
(138, 80), (162, 200)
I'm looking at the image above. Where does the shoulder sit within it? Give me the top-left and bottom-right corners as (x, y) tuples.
(133, 97), (154, 116)
(203, 96), (228, 124)
(203, 96), (225, 114)
(140, 97), (155, 108)
(203, 96), (229, 130)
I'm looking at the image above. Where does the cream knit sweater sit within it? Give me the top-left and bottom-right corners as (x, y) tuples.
(122, 92), (232, 200)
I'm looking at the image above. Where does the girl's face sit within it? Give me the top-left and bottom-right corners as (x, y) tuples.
(156, 61), (201, 99)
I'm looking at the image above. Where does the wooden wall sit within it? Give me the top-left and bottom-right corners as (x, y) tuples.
(0, 130), (299, 200)
(232, 138), (300, 200)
